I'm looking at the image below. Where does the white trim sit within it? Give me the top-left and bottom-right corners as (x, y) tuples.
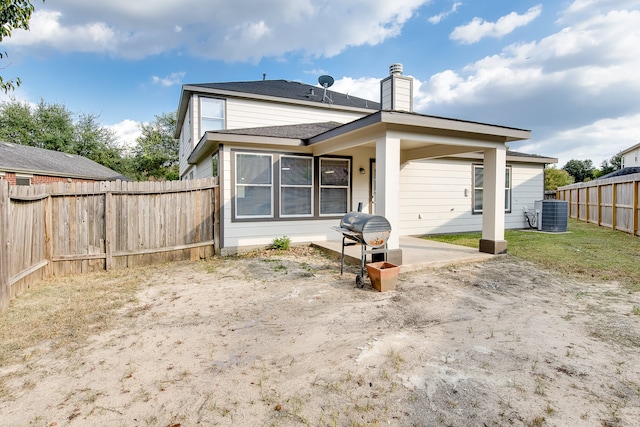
(235, 152), (274, 219)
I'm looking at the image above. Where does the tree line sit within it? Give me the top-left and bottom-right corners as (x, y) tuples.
(545, 155), (623, 190)
(0, 99), (178, 181)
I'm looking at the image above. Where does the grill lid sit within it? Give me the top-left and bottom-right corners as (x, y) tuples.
(339, 212), (391, 248)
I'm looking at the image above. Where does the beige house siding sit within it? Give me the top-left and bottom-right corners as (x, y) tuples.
(226, 98), (364, 129)
(180, 94), (370, 178)
(178, 100), (193, 177)
(397, 159), (544, 236)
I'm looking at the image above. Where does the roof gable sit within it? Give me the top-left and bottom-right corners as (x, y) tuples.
(0, 142), (127, 181)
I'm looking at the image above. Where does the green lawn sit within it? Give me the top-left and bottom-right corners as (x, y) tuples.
(424, 219), (640, 291)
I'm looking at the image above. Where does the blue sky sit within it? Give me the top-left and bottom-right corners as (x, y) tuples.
(2, 0), (639, 167)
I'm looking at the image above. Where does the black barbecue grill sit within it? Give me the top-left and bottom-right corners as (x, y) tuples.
(332, 212), (391, 287)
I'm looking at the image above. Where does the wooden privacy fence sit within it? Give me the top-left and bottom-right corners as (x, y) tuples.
(0, 178), (220, 313)
(557, 173), (640, 237)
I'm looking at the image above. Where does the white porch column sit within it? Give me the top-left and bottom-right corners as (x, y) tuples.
(375, 135), (403, 265)
(480, 146), (507, 254)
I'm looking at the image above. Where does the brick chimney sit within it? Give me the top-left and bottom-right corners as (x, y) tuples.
(380, 63), (413, 112)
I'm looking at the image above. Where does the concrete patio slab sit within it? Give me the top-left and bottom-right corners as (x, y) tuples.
(312, 235), (495, 273)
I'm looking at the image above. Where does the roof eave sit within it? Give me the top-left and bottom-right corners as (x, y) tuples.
(309, 111), (532, 145)
(187, 131), (308, 164)
(0, 165), (123, 181)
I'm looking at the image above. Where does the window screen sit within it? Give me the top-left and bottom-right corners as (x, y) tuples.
(236, 153), (273, 217)
(320, 158), (350, 215)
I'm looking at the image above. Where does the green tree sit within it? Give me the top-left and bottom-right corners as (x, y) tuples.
(73, 113), (124, 172)
(596, 153), (623, 177)
(33, 100), (75, 152)
(562, 159), (595, 183)
(0, 98), (34, 143)
(545, 166), (575, 190)
(0, 98), (131, 177)
(131, 112), (179, 181)
(1, 0), (44, 92)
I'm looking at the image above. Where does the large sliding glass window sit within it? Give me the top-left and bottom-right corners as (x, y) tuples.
(280, 156), (313, 217)
(472, 164), (512, 214)
(200, 97), (225, 132)
(320, 158), (350, 215)
(235, 153), (272, 218)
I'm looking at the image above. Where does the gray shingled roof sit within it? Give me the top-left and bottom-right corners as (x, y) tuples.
(214, 122), (343, 140)
(191, 80), (380, 110)
(597, 166), (640, 179)
(0, 142), (127, 181)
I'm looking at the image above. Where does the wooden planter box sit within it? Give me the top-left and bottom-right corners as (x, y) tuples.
(366, 262), (400, 292)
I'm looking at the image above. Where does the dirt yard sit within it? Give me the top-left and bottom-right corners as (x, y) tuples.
(1, 246), (639, 426)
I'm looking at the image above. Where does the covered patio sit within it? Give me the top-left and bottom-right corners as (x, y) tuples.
(309, 110), (531, 263)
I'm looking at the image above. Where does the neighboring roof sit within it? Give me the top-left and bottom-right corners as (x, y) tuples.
(597, 166), (640, 179)
(0, 142), (128, 181)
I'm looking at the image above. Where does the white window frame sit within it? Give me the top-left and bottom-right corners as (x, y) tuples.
(199, 97), (225, 134)
(235, 152), (273, 219)
(280, 155), (313, 218)
(472, 164), (512, 214)
(319, 157), (351, 217)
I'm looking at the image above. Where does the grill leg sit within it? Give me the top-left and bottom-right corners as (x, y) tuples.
(340, 236), (346, 275)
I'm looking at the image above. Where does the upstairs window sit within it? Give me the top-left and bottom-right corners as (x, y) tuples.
(200, 97), (225, 133)
(472, 165), (511, 214)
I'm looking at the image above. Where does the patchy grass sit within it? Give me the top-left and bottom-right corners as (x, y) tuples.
(424, 219), (640, 291)
(0, 268), (147, 369)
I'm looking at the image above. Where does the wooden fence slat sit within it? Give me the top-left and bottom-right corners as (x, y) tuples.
(0, 181), (10, 313)
(3, 178), (219, 308)
(558, 173), (640, 237)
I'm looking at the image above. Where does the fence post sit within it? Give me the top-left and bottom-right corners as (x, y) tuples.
(214, 185), (221, 255)
(612, 183), (617, 231)
(104, 184), (114, 271)
(0, 180), (10, 313)
(634, 179), (639, 236)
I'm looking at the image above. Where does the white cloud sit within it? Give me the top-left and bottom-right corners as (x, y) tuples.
(450, 5), (542, 44)
(6, 0), (430, 61)
(513, 113), (640, 166)
(416, 6), (640, 165)
(106, 119), (142, 151)
(428, 1), (461, 24)
(560, 0), (640, 21)
(5, 10), (117, 53)
(331, 76), (382, 102)
(152, 72), (186, 87)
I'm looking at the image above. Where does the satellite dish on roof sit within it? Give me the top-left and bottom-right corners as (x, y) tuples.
(318, 75), (334, 88)
(318, 75), (334, 103)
